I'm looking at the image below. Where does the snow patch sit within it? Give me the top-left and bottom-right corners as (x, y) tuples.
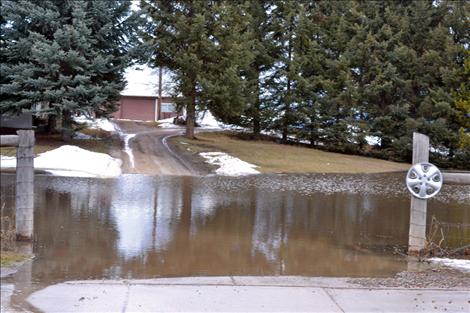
(74, 116), (118, 132)
(429, 258), (470, 272)
(1, 145), (121, 178)
(200, 152), (259, 176)
(156, 112), (222, 129)
(123, 134), (136, 168)
(197, 111), (221, 129)
(94, 119), (118, 132)
(158, 117), (182, 129)
(365, 135), (381, 146)
(113, 123), (138, 168)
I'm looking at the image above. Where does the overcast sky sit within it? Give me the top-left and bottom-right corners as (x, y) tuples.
(123, 2), (171, 97)
(122, 65), (173, 97)
(122, 65), (158, 96)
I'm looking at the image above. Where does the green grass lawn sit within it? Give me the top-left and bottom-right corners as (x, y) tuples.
(171, 132), (410, 174)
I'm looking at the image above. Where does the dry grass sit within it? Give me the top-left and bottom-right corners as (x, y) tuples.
(1, 215), (15, 251)
(0, 251), (28, 267)
(79, 127), (112, 138)
(1, 203), (31, 267)
(172, 132), (410, 174)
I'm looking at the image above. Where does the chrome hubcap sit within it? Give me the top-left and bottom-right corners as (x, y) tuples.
(406, 162), (443, 199)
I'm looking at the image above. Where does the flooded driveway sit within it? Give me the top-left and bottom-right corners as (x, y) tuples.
(113, 121), (195, 176)
(1, 173), (469, 311)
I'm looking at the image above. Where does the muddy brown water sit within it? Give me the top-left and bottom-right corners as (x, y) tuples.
(1, 173), (469, 310)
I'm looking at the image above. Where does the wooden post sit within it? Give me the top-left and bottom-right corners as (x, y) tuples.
(408, 132), (429, 255)
(15, 130), (35, 241)
(0, 135), (19, 146)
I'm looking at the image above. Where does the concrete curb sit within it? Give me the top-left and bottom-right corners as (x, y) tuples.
(57, 276), (470, 291)
(21, 277), (470, 313)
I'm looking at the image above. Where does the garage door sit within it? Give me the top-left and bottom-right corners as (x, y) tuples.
(118, 96), (156, 121)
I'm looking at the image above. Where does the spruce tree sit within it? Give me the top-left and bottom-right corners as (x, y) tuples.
(141, 0), (252, 139)
(269, 0), (301, 143)
(346, 1), (408, 152)
(452, 51), (470, 166)
(241, 0), (277, 138)
(136, 0), (468, 168)
(343, 0), (467, 165)
(200, 1), (255, 125)
(1, 0), (138, 138)
(295, 1), (356, 149)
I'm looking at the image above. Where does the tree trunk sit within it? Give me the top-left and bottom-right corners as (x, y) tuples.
(185, 85), (196, 139)
(252, 79), (261, 139)
(253, 106), (260, 139)
(282, 83), (291, 143)
(47, 115), (58, 134)
(309, 125), (316, 148)
(61, 110), (73, 142)
(282, 32), (293, 144)
(381, 137), (392, 149)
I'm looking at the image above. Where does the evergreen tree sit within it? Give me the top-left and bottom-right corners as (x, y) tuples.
(201, 1), (255, 124)
(346, 1), (410, 152)
(343, 0), (467, 166)
(240, 0), (277, 138)
(141, 0), (252, 138)
(295, 1), (356, 149)
(269, 0), (301, 143)
(453, 51), (470, 164)
(141, 0), (214, 139)
(0, 0), (138, 138)
(137, 0), (468, 168)
(445, 0), (469, 167)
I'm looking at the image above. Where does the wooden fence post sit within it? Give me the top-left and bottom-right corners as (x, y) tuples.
(408, 132), (429, 255)
(15, 130), (35, 241)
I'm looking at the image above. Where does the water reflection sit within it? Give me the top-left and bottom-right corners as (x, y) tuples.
(1, 173), (469, 283)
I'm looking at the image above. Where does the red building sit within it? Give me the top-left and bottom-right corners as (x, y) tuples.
(112, 95), (178, 121)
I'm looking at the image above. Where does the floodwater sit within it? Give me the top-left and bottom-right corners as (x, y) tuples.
(1, 173), (469, 310)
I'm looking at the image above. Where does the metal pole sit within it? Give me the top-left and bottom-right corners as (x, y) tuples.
(15, 130), (35, 241)
(408, 132), (429, 255)
(158, 67), (163, 120)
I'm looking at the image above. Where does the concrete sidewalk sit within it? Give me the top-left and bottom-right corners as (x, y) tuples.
(22, 276), (469, 312)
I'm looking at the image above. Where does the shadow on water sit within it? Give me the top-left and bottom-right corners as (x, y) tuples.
(1, 172), (469, 311)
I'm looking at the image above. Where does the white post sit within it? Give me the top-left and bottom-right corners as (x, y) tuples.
(408, 132), (429, 255)
(15, 130), (35, 241)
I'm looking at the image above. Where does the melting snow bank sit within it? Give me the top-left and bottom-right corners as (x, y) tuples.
(73, 116), (118, 132)
(1, 145), (121, 178)
(158, 111), (229, 129)
(200, 152), (259, 176)
(429, 258), (470, 273)
(198, 111), (222, 129)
